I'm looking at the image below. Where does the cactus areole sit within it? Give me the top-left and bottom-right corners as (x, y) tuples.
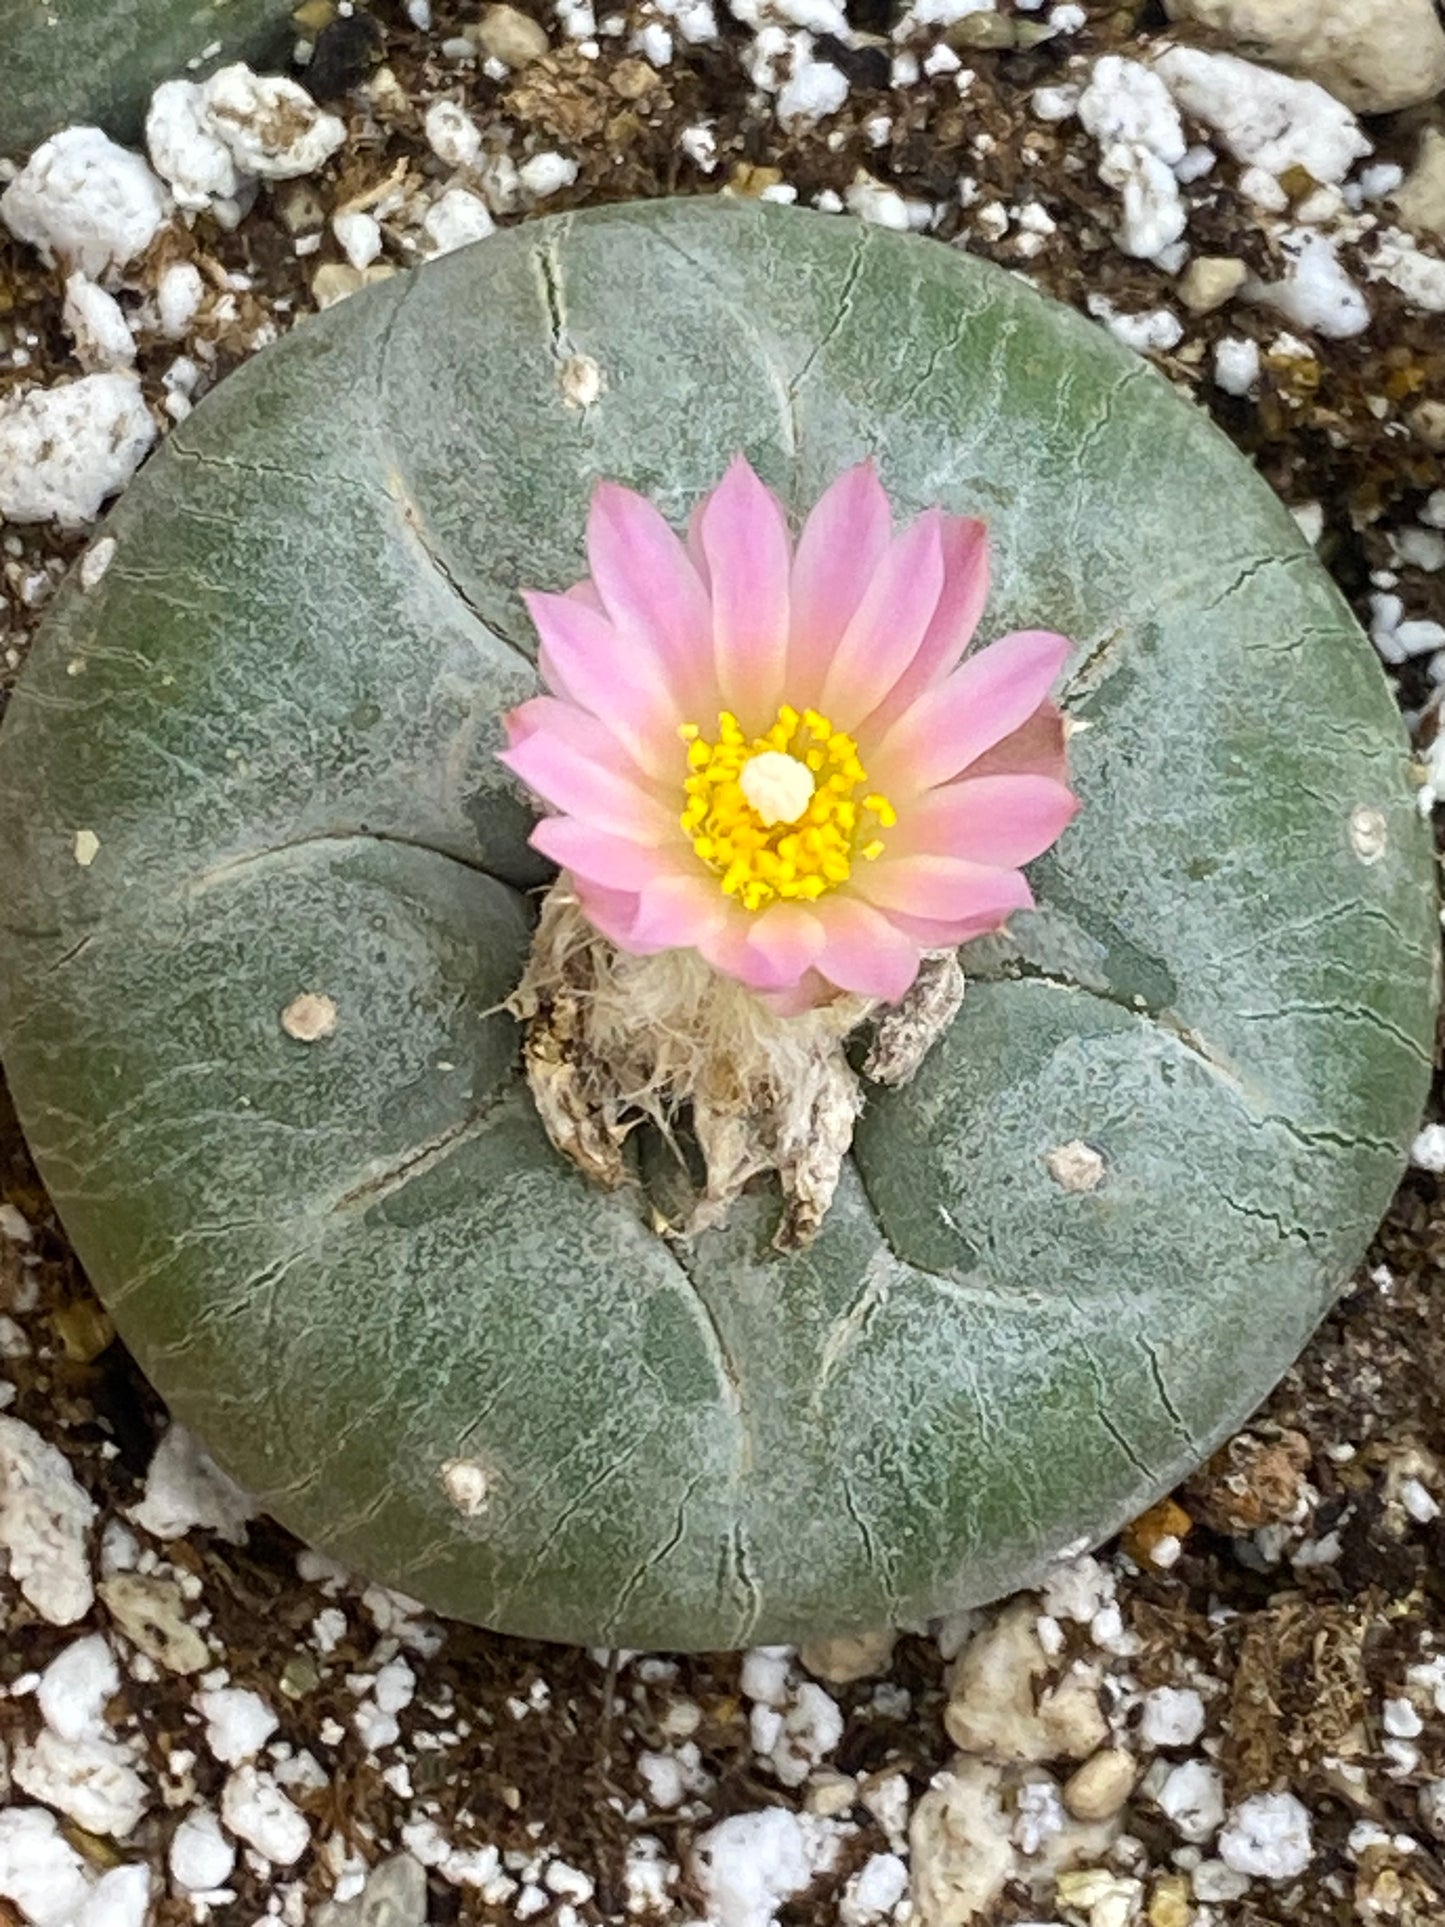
(0, 202), (1435, 1649)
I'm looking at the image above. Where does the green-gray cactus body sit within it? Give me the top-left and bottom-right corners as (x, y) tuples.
(1, 0), (289, 155)
(0, 202), (1435, 1648)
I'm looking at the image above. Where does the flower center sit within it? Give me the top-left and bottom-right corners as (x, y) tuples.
(679, 704), (897, 912)
(739, 750), (815, 827)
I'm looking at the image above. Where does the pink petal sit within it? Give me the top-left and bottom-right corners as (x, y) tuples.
(500, 732), (675, 842)
(852, 855), (1035, 924)
(964, 700), (1070, 784)
(529, 817), (666, 891)
(685, 497), (711, 588)
(879, 903), (1029, 947)
(743, 903), (827, 989)
(866, 515), (989, 733)
(571, 879), (645, 949)
(526, 590), (683, 780)
(813, 897), (922, 1002)
(756, 970), (833, 1015)
(565, 578), (607, 613)
(818, 509), (947, 730)
(693, 455), (792, 729)
(871, 629), (1072, 795)
(586, 483), (714, 710)
(696, 912), (760, 982)
(787, 461), (893, 702)
(504, 693), (656, 782)
(628, 872), (730, 954)
(901, 774), (1079, 866)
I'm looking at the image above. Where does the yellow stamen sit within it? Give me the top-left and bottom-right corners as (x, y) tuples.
(677, 702), (897, 911)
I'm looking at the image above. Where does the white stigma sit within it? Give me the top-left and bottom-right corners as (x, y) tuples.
(739, 750), (816, 827)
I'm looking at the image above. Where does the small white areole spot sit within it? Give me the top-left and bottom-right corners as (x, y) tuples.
(1349, 804), (1388, 864)
(440, 1457), (494, 1517)
(73, 829), (99, 867)
(1045, 1139), (1106, 1193)
(559, 354), (604, 409)
(280, 992), (338, 1042)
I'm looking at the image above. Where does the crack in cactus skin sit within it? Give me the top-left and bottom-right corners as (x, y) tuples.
(0, 201), (1437, 1648)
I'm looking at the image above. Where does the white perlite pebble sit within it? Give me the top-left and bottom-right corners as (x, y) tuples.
(635, 19), (674, 62)
(519, 150), (580, 196)
(1086, 293), (1183, 353)
(14, 1731), (149, 1840)
(1158, 1758), (1226, 1842)
(0, 1202), (33, 1242)
(1, 128), (169, 282)
(0, 374), (156, 529)
(129, 1423), (257, 1543)
(1384, 1697), (1424, 1739)
(422, 187), (496, 254)
(840, 1852), (908, 1927)
(156, 261), (205, 338)
(1410, 1123), (1445, 1172)
(62, 274), (136, 371)
(846, 175), (916, 231)
(1079, 55), (1185, 164)
(1100, 144), (1187, 260)
(36, 1636), (119, 1743)
(1193, 1859), (1251, 1903)
(741, 1646), (793, 1707)
(777, 57), (849, 130)
(759, 1681), (845, 1787)
(1152, 46), (1371, 186)
(351, 1655), (417, 1751)
(0, 1416), (97, 1623)
(72, 1866), (151, 1927)
(0, 1807), (95, 1927)
(1218, 1791), (1313, 1878)
(197, 1686), (279, 1765)
(424, 99), (484, 169)
(1140, 1686), (1207, 1749)
(1367, 229), (1445, 317)
(1401, 1475), (1440, 1523)
(168, 1807), (236, 1893)
(333, 208), (383, 270)
(1075, 56), (1188, 259)
(1213, 334), (1261, 395)
(221, 1766), (311, 1866)
(1247, 228), (1370, 338)
(545, 1861), (594, 1903)
(691, 1810), (841, 1927)
(146, 79), (245, 208)
(1419, 1781), (1445, 1840)
(637, 1751), (686, 1808)
(201, 66), (345, 180)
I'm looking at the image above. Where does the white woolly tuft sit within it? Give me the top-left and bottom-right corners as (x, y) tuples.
(507, 882), (872, 1245)
(507, 880), (964, 1248)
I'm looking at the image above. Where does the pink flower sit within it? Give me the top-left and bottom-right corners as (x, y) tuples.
(501, 457), (1078, 1009)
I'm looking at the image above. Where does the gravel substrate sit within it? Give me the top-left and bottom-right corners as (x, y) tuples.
(2, 0), (1445, 1923)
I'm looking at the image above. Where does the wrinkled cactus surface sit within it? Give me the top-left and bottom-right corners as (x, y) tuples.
(0, 201), (1435, 1648)
(1, 0), (289, 154)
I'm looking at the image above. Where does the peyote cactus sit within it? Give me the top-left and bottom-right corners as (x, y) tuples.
(1, 0), (290, 155)
(0, 200), (1436, 1649)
